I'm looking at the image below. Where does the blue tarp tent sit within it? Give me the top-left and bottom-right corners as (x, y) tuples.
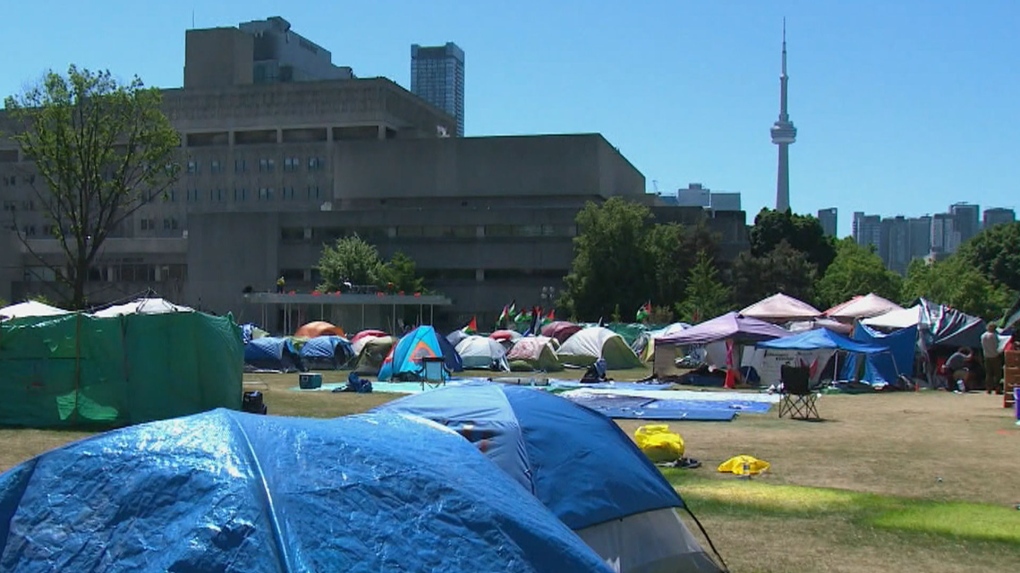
(759, 328), (889, 353)
(841, 324), (917, 387)
(243, 336), (303, 372)
(378, 326), (463, 381)
(376, 383), (724, 573)
(0, 409), (611, 573)
(298, 335), (353, 369)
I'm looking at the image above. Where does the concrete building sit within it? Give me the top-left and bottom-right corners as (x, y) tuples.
(411, 43), (465, 137)
(930, 212), (960, 255)
(852, 212), (881, 251)
(817, 207), (837, 237)
(907, 216), (932, 260)
(667, 183), (742, 213)
(983, 207), (1015, 229)
(950, 202), (980, 245)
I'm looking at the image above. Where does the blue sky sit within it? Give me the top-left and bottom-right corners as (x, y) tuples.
(4, 1), (1018, 236)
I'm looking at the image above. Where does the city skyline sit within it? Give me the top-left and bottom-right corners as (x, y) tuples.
(2, 1), (1018, 237)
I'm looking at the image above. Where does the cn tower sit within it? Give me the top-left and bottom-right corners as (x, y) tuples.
(770, 19), (797, 212)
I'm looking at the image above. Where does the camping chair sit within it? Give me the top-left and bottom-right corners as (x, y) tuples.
(778, 365), (819, 420)
(420, 356), (447, 391)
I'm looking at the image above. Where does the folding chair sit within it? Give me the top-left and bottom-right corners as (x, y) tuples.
(778, 365), (819, 420)
(420, 356), (447, 391)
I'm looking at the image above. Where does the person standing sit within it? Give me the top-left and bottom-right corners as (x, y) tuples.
(276, 276), (286, 294)
(981, 323), (1002, 395)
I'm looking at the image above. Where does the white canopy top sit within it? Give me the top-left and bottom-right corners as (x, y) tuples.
(826, 293), (904, 320)
(740, 293), (821, 322)
(860, 305), (922, 329)
(93, 298), (194, 318)
(0, 301), (69, 320)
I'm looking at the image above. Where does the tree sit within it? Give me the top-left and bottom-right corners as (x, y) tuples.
(815, 238), (903, 309)
(4, 66), (180, 309)
(676, 251), (731, 323)
(377, 251), (425, 294)
(560, 197), (654, 320)
(728, 240), (818, 308)
(646, 222), (721, 306)
(316, 235), (384, 291)
(957, 222), (1020, 292)
(749, 208), (837, 274)
(902, 256), (1014, 319)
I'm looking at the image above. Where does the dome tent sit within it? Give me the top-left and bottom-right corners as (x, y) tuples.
(377, 384), (725, 573)
(506, 336), (563, 372)
(455, 335), (510, 371)
(0, 300), (68, 320)
(558, 327), (643, 369)
(293, 320), (344, 338)
(0, 409), (612, 573)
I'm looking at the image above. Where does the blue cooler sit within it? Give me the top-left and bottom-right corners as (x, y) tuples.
(1015, 388), (1019, 425)
(299, 373), (323, 389)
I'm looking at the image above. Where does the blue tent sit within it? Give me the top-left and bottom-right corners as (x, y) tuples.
(841, 324), (917, 387)
(759, 328), (888, 353)
(243, 336), (303, 372)
(375, 383), (724, 572)
(0, 409), (611, 573)
(378, 326), (463, 381)
(298, 335), (353, 369)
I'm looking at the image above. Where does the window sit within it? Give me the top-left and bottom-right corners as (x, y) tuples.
(24, 174), (35, 185)
(187, 189), (201, 202)
(308, 157), (323, 171)
(280, 227), (304, 241)
(43, 224), (57, 236)
(22, 225), (36, 236)
(21, 200), (35, 211)
(234, 159), (247, 173)
(283, 157), (299, 172)
(1, 175), (15, 186)
(163, 217), (179, 230)
(306, 185), (321, 200)
(140, 218), (156, 231)
(186, 160), (199, 174)
(234, 188), (247, 201)
(259, 158), (275, 173)
(2, 201), (15, 212)
(209, 188), (225, 202)
(282, 186), (296, 200)
(279, 268), (305, 282)
(164, 189), (177, 202)
(210, 160), (222, 173)
(258, 187), (274, 200)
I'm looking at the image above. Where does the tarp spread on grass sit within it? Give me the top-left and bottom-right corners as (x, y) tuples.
(0, 313), (242, 428)
(0, 409), (612, 572)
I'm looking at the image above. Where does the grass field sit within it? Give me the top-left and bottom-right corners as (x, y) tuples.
(2, 369), (1018, 572)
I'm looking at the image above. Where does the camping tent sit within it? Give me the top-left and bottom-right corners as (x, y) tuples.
(634, 322), (692, 362)
(376, 384), (724, 573)
(92, 297), (193, 317)
(352, 335), (397, 375)
(0, 409), (612, 572)
(758, 328), (891, 385)
(861, 305), (922, 330)
(298, 335), (354, 370)
(825, 293), (903, 321)
(1, 312), (242, 428)
(740, 293), (821, 323)
(916, 298), (986, 349)
(446, 328), (469, 349)
(244, 337), (304, 372)
(350, 329), (387, 346)
(657, 312), (791, 346)
(378, 326), (463, 381)
(240, 323), (270, 343)
(455, 335), (510, 371)
(840, 324), (917, 387)
(506, 336), (563, 372)
(293, 320), (344, 338)
(541, 321), (582, 344)
(557, 327), (643, 369)
(0, 301), (68, 320)
(786, 318), (853, 334)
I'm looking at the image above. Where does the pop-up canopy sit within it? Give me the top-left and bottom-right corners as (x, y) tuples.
(740, 293), (821, 323)
(657, 312), (791, 346)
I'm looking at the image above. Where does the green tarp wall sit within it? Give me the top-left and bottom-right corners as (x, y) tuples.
(0, 312), (243, 428)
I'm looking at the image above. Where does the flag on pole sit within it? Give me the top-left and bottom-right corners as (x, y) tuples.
(498, 300), (516, 325)
(461, 316), (478, 334)
(635, 301), (652, 322)
(540, 308), (555, 326)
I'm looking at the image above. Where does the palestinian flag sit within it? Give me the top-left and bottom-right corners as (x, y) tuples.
(461, 316), (478, 334)
(635, 301), (652, 322)
(498, 300), (516, 324)
(540, 309), (555, 326)
(514, 307), (534, 328)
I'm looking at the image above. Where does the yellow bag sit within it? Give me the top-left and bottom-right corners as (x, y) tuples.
(717, 455), (770, 476)
(634, 424), (685, 463)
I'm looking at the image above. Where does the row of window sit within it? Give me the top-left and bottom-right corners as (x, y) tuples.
(159, 186), (323, 203)
(1, 174), (35, 186)
(278, 268), (564, 284)
(139, 218), (179, 231)
(280, 224), (576, 242)
(23, 264), (187, 283)
(186, 157), (325, 175)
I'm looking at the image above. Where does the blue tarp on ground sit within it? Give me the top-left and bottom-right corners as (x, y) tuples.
(563, 394), (773, 421)
(375, 383), (685, 530)
(378, 326), (463, 381)
(841, 324), (917, 386)
(0, 409), (611, 573)
(298, 335), (353, 369)
(758, 328), (889, 353)
(243, 336), (302, 372)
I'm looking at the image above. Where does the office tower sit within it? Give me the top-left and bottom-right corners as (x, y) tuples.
(770, 21), (797, 212)
(949, 202), (980, 245)
(931, 213), (960, 255)
(411, 42), (465, 136)
(817, 208), (837, 237)
(907, 216), (932, 259)
(852, 212), (881, 251)
(983, 207), (1016, 229)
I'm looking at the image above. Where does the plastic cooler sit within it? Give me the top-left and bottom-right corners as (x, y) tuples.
(299, 373), (323, 389)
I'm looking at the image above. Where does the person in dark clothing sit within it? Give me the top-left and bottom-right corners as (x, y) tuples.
(944, 347), (973, 391)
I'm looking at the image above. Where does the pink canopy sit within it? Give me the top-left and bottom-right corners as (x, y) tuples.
(656, 312), (791, 346)
(740, 293), (821, 322)
(825, 293), (903, 321)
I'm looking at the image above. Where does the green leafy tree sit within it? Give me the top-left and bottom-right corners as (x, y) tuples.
(957, 222), (1020, 292)
(3, 66), (180, 309)
(646, 222), (721, 306)
(560, 197), (654, 320)
(676, 251), (732, 323)
(377, 251), (425, 294)
(728, 241), (818, 308)
(749, 208), (836, 274)
(902, 256), (1013, 319)
(815, 238), (903, 309)
(316, 235), (384, 291)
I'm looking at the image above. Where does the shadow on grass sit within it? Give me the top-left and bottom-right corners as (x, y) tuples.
(663, 471), (1020, 545)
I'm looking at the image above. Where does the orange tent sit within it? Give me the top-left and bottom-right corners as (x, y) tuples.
(294, 321), (345, 338)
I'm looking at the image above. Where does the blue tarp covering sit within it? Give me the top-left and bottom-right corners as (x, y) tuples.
(563, 394), (773, 421)
(378, 326), (463, 381)
(298, 335), (353, 369)
(758, 328), (888, 354)
(375, 383), (684, 530)
(841, 324), (917, 386)
(0, 409), (611, 573)
(244, 336), (302, 372)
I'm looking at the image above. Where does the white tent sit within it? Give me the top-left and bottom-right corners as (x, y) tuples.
(93, 298), (194, 318)
(825, 293), (903, 321)
(740, 293), (821, 322)
(0, 301), (69, 320)
(455, 335), (510, 371)
(861, 305), (922, 330)
(558, 327), (643, 370)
